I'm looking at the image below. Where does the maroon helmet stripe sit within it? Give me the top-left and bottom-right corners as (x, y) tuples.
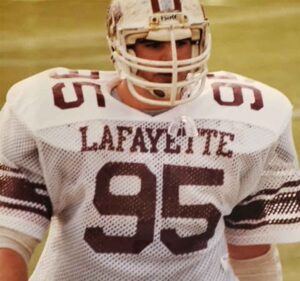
(174, 0), (182, 11)
(151, 0), (182, 13)
(151, 0), (160, 13)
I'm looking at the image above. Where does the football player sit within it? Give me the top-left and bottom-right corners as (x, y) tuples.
(0, 0), (299, 280)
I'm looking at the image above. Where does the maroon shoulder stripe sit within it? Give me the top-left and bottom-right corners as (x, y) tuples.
(0, 176), (52, 219)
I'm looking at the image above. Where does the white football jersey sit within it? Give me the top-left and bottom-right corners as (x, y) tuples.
(0, 68), (299, 281)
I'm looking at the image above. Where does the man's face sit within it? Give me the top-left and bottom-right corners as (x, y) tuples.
(133, 39), (192, 84)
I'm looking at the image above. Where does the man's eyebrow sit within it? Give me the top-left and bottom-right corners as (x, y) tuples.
(135, 39), (160, 44)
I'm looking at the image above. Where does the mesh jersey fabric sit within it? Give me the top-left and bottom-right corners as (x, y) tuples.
(0, 68), (299, 281)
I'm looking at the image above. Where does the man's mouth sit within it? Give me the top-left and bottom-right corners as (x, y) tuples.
(155, 73), (173, 82)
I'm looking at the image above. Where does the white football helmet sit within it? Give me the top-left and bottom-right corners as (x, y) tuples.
(107, 0), (211, 107)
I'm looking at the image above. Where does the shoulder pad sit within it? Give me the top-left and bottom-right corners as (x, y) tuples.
(189, 71), (293, 137)
(5, 68), (120, 131)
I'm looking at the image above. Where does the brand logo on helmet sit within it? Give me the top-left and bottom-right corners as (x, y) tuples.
(151, 0), (182, 13)
(161, 14), (178, 21)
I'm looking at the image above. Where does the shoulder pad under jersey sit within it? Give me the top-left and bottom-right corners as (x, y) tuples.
(5, 67), (120, 131)
(185, 71), (293, 138)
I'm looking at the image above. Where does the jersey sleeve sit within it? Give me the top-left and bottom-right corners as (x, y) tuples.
(225, 121), (300, 245)
(0, 101), (52, 241)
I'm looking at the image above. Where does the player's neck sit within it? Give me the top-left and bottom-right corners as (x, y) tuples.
(114, 80), (170, 113)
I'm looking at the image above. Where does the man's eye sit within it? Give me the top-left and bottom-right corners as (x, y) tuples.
(143, 41), (163, 49)
(176, 39), (191, 48)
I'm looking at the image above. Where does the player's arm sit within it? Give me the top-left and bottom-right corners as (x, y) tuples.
(0, 249), (28, 281)
(225, 114), (299, 281)
(0, 95), (51, 280)
(228, 244), (282, 281)
(0, 227), (39, 281)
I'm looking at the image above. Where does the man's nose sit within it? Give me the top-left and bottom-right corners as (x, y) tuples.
(160, 43), (176, 61)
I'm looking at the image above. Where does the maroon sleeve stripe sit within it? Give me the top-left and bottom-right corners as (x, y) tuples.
(281, 180), (300, 188)
(0, 164), (21, 174)
(225, 191), (300, 229)
(0, 201), (51, 219)
(0, 176), (52, 219)
(241, 180), (300, 203)
(225, 216), (300, 230)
